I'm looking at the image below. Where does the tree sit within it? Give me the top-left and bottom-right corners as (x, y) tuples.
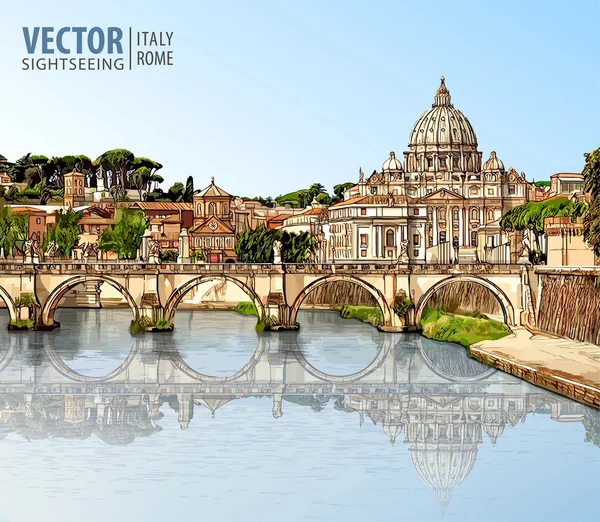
(184, 176), (194, 202)
(582, 147), (600, 256)
(0, 206), (28, 257)
(98, 207), (150, 259)
(95, 149), (135, 189)
(0, 154), (9, 173)
(43, 208), (83, 258)
(131, 167), (151, 201)
(133, 157), (163, 192)
(109, 184), (126, 203)
(332, 182), (354, 204)
(234, 226), (317, 263)
(500, 198), (587, 253)
(167, 182), (185, 202)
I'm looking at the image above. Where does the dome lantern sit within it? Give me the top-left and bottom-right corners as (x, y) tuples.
(433, 76), (451, 107)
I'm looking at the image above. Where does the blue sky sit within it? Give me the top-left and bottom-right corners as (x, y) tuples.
(0, 0), (598, 198)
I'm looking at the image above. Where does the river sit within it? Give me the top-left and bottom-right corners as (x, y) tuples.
(0, 308), (598, 522)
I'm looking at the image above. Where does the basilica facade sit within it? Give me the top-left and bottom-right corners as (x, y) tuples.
(328, 78), (530, 263)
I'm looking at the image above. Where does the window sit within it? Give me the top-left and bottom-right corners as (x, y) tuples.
(439, 209), (446, 221)
(488, 209), (494, 221)
(471, 231), (478, 246)
(413, 249), (419, 257)
(439, 156), (446, 170)
(386, 230), (395, 247)
(413, 208), (419, 215)
(371, 186), (377, 194)
(428, 236), (433, 248)
(508, 185), (516, 195)
(36, 218), (41, 225)
(225, 237), (232, 248)
(67, 179), (71, 187)
(360, 208), (366, 215)
(205, 238), (212, 247)
(470, 208), (478, 221)
(360, 234), (368, 247)
(453, 208), (459, 221)
(360, 249), (367, 257)
(439, 231), (446, 243)
(427, 208), (433, 220)
(487, 188), (494, 195)
(209, 202), (217, 215)
(413, 234), (420, 246)
(452, 156), (460, 169)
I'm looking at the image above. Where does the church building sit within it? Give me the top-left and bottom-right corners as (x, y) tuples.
(329, 77), (530, 263)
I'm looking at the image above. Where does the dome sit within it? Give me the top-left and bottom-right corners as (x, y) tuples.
(382, 151), (403, 172)
(410, 442), (478, 508)
(408, 77), (477, 147)
(483, 423), (505, 445)
(482, 151), (505, 172)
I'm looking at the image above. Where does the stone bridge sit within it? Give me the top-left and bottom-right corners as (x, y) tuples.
(0, 261), (529, 332)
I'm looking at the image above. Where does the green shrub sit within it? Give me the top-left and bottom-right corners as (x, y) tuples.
(130, 316), (153, 334)
(10, 319), (34, 329)
(393, 297), (414, 317)
(155, 318), (173, 330)
(419, 307), (510, 348)
(236, 302), (258, 316)
(340, 305), (382, 327)
(14, 294), (39, 307)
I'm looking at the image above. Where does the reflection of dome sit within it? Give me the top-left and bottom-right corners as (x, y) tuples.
(382, 152), (403, 172)
(382, 422), (403, 444)
(482, 151), (505, 172)
(408, 77), (477, 147)
(410, 442), (478, 508)
(483, 423), (505, 445)
(193, 397), (233, 417)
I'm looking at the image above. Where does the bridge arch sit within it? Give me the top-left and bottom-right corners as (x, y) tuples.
(288, 275), (394, 328)
(40, 275), (140, 326)
(414, 275), (515, 326)
(0, 285), (18, 323)
(163, 275), (266, 323)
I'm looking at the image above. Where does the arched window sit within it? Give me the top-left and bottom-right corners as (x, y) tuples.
(215, 237), (222, 248)
(386, 229), (395, 247)
(209, 202), (216, 215)
(470, 208), (479, 221)
(225, 237), (232, 248)
(488, 209), (494, 221)
(453, 208), (459, 221)
(197, 204), (202, 215)
(439, 209), (446, 221)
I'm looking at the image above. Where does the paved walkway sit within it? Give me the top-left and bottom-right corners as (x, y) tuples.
(469, 328), (600, 409)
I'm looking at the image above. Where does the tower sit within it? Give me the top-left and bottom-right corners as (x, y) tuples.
(64, 169), (85, 208)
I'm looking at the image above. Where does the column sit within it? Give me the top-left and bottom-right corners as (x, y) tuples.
(432, 208), (438, 247)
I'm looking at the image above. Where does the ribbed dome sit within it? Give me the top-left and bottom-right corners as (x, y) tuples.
(382, 151), (403, 172)
(408, 77), (477, 147)
(482, 151), (505, 172)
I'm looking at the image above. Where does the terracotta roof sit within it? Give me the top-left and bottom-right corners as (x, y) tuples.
(550, 172), (583, 179)
(132, 202), (193, 211)
(300, 207), (328, 216)
(194, 178), (231, 198)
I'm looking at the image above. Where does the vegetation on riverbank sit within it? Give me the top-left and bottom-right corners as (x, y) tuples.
(340, 305), (383, 327)
(236, 302), (258, 316)
(129, 316), (174, 334)
(419, 307), (510, 348)
(8, 319), (35, 330)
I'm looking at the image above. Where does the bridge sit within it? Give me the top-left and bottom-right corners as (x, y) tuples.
(0, 261), (529, 332)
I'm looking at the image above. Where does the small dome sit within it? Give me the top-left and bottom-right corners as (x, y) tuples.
(483, 423), (505, 445)
(482, 151), (505, 172)
(382, 151), (403, 172)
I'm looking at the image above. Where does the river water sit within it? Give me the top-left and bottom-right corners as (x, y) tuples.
(0, 308), (598, 522)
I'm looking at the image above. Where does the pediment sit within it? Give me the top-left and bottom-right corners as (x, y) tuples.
(191, 216), (234, 235)
(419, 188), (464, 201)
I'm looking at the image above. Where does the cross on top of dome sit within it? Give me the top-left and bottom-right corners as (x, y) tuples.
(434, 76), (451, 107)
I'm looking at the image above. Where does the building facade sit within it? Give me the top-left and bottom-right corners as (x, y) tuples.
(329, 77), (531, 263)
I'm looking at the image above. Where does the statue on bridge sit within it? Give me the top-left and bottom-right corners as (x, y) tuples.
(148, 240), (161, 264)
(273, 240), (283, 264)
(24, 238), (40, 263)
(44, 241), (60, 260)
(394, 239), (409, 265)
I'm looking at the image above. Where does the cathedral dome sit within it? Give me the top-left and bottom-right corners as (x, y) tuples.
(482, 151), (505, 172)
(382, 151), (403, 172)
(408, 77), (477, 148)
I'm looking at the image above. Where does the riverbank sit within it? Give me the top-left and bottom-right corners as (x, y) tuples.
(469, 328), (600, 409)
(419, 307), (510, 348)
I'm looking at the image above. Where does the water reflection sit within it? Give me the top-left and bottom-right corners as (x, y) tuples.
(0, 309), (598, 521)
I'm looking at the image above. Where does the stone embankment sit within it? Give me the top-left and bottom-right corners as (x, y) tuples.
(469, 328), (600, 409)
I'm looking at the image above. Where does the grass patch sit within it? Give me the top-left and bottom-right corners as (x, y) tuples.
(236, 302), (258, 316)
(340, 305), (383, 327)
(9, 319), (35, 329)
(420, 307), (510, 348)
(255, 316), (276, 332)
(155, 318), (173, 330)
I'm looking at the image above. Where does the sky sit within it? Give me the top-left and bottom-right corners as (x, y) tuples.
(0, 0), (599, 199)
